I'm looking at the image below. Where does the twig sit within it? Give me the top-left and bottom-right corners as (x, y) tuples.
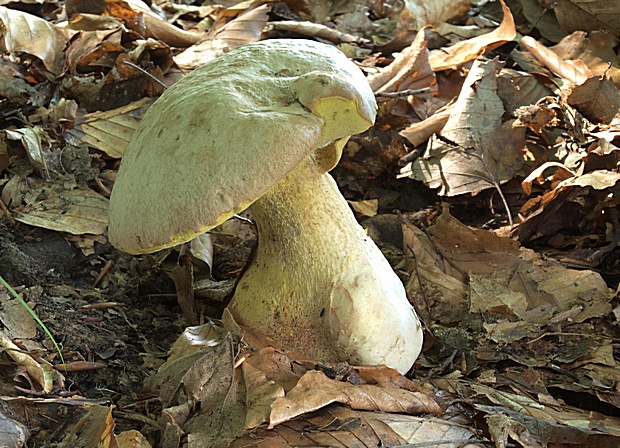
(112, 410), (166, 432)
(391, 439), (489, 447)
(0, 199), (17, 227)
(421, 349), (458, 384)
(587, 207), (620, 266)
(376, 88), (432, 98)
(265, 21), (370, 46)
(93, 259), (113, 288)
(123, 61), (168, 90)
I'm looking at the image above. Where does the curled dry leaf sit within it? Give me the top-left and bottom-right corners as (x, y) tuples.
(0, 330), (61, 394)
(369, 27), (435, 95)
(520, 35), (591, 85)
(397, 0), (470, 32)
(400, 57), (526, 197)
(5, 127), (51, 176)
(0, 6), (68, 76)
(429, 0), (516, 71)
(174, 4), (270, 69)
(551, 31), (620, 86)
(269, 370), (443, 428)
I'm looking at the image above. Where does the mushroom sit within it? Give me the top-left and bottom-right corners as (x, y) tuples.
(108, 39), (423, 374)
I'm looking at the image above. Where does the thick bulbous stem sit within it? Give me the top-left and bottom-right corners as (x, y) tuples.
(227, 154), (423, 373)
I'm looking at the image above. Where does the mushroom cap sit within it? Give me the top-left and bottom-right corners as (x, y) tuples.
(108, 39), (377, 254)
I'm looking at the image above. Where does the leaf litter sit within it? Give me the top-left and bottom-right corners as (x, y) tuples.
(0, 0), (618, 447)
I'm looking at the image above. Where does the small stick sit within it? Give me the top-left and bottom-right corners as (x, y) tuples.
(94, 177), (111, 196)
(0, 199), (16, 227)
(93, 259), (113, 288)
(123, 61), (168, 90)
(376, 88), (432, 98)
(266, 21), (370, 46)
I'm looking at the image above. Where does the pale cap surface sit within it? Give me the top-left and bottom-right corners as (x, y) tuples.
(108, 39), (376, 254)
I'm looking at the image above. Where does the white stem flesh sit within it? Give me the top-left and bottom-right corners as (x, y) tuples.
(227, 153), (423, 374)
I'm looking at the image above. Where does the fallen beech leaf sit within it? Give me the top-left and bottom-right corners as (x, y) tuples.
(242, 361), (285, 429)
(369, 28), (435, 95)
(12, 182), (109, 236)
(404, 206), (611, 332)
(553, 0), (620, 39)
(361, 411), (478, 446)
(566, 76), (620, 124)
(231, 405), (409, 447)
(519, 0), (568, 43)
(551, 31), (620, 86)
(115, 430), (151, 448)
(348, 199), (378, 218)
(520, 35), (591, 85)
(5, 127), (51, 176)
(65, 0), (202, 48)
(66, 98), (154, 159)
(0, 6), (67, 75)
(269, 370), (442, 428)
(397, 0), (470, 32)
(400, 105), (452, 148)
(0, 291), (37, 339)
(429, 0), (515, 71)
(61, 404), (117, 448)
(174, 4), (270, 69)
(401, 58), (526, 196)
(0, 330), (60, 393)
(521, 162), (577, 195)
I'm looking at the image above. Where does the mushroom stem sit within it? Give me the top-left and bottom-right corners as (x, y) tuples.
(228, 149), (423, 373)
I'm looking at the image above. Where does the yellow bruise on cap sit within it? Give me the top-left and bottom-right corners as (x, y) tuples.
(312, 97), (375, 149)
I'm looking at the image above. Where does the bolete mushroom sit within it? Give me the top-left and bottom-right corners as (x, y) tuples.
(108, 39), (423, 373)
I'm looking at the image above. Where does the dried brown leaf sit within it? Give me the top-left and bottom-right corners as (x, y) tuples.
(554, 0), (620, 38)
(520, 35), (591, 85)
(60, 404), (117, 448)
(369, 27), (435, 94)
(0, 6), (67, 75)
(567, 76), (620, 124)
(242, 362), (285, 430)
(269, 370), (442, 428)
(429, 0), (515, 71)
(174, 4), (270, 70)
(11, 181), (109, 236)
(397, 0), (470, 32)
(231, 406), (408, 447)
(551, 31), (620, 86)
(66, 98), (154, 159)
(401, 58), (526, 196)
(0, 330), (59, 393)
